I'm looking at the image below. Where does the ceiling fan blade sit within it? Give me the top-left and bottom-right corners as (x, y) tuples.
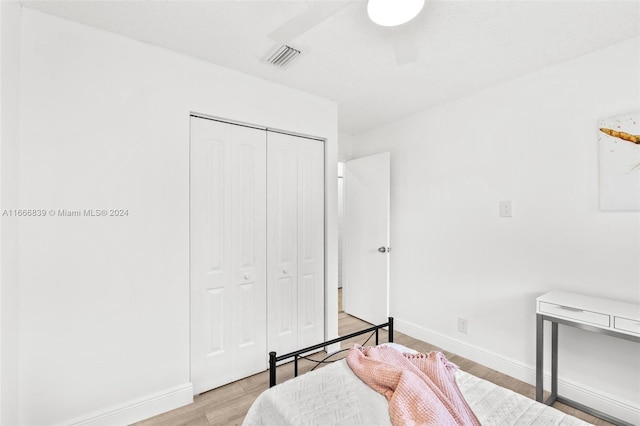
(269, 2), (351, 43)
(392, 28), (420, 65)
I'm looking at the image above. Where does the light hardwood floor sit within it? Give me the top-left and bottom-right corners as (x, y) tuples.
(133, 292), (613, 426)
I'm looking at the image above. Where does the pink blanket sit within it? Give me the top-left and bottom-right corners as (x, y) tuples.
(346, 345), (481, 426)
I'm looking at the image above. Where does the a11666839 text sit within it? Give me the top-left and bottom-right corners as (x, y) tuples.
(1, 209), (129, 217)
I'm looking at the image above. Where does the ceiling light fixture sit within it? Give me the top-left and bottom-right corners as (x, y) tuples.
(367, 0), (425, 27)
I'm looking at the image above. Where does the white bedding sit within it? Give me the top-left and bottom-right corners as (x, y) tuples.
(244, 349), (592, 425)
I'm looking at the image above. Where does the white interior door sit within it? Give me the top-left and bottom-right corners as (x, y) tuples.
(344, 152), (390, 325)
(190, 117), (267, 394)
(266, 133), (298, 355)
(295, 136), (325, 349)
(267, 132), (324, 355)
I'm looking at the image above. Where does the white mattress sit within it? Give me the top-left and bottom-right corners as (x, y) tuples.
(244, 356), (592, 426)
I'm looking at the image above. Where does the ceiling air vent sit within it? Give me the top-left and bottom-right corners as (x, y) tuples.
(264, 45), (301, 68)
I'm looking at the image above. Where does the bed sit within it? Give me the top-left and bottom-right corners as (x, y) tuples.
(244, 318), (592, 426)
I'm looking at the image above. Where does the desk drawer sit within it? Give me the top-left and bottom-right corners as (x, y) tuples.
(539, 301), (610, 327)
(614, 317), (640, 335)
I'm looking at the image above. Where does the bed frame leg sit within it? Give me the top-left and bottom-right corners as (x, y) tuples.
(269, 351), (276, 388)
(389, 317), (394, 342)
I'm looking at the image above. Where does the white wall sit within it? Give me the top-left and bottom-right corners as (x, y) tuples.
(0, 2), (22, 424)
(338, 132), (354, 161)
(351, 36), (640, 423)
(16, 9), (338, 425)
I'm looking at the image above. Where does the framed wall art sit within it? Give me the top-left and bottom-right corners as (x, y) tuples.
(598, 112), (639, 211)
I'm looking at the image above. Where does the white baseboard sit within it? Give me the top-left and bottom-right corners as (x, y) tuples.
(59, 383), (193, 426)
(395, 318), (640, 425)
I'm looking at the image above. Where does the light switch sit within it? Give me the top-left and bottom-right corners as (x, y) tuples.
(500, 200), (512, 217)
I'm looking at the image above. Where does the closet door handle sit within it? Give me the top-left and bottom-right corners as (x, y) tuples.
(378, 246), (390, 253)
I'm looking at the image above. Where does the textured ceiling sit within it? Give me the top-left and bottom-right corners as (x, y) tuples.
(21, 0), (640, 135)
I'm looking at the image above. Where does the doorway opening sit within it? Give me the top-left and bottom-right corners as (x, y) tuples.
(338, 161), (345, 313)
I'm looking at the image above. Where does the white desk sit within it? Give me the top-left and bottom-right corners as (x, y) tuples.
(536, 291), (640, 426)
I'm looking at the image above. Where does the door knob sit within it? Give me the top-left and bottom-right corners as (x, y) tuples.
(378, 246), (387, 253)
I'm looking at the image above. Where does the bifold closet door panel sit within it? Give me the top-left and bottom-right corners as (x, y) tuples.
(267, 131), (325, 355)
(190, 117), (267, 394)
(296, 139), (325, 349)
(266, 134), (299, 355)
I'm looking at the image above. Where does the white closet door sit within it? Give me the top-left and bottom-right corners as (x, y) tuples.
(296, 138), (325, 349)
(266, 134), (298, 355)
(267, 132), (324, 355)
(190, 117), (267, 394)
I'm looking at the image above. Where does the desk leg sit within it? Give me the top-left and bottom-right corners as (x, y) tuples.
(551, 321), (558, 400)
(536, 314), (544, 402)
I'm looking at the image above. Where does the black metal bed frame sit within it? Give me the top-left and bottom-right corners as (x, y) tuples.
(268, 317), (394, 387)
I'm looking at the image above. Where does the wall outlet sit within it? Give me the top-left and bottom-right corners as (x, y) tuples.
(457, 317), (469, 334)
(499, 200), (512, 217)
